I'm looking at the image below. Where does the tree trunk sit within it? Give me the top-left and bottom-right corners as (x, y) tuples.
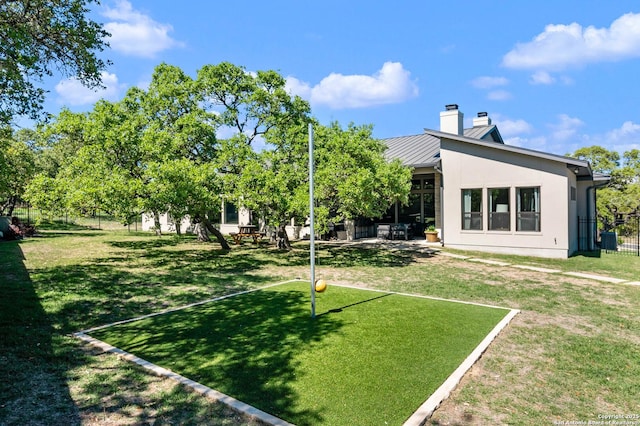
(3, 195), (17, 216)
(194, 222), (211, 242)
(153, 212), (162, 236)
(204, 217), (231, 250)
(276, 223), (291, 250)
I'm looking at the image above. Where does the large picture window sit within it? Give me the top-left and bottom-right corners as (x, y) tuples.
(488, 188), (510, 231)
(516, 187), (540, 232)
(462, 189), (482, 230)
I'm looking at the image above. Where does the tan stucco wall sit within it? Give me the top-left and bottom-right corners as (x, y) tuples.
(440, 138), (574, 258)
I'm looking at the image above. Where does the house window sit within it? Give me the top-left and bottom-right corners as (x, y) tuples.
(224, 201), (238, 224)
(516, 187), (540, 232)
(462, 189), (482, 230)
(488, 188), (510, 231)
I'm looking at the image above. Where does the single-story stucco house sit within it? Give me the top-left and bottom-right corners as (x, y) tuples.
(144, 104), (608, 259)
(381, 104), (608, 258)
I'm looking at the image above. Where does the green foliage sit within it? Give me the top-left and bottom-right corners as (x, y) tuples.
(0, 128), (37, 212)
(227, 120), (413, 236)
(569, 145), (620, 174)
(623, 148), (640, 175)
(197, 62), (311, 144)
(20, 62), (411, 243)
(0, 0), (110, 125)
(25, 64), (224, 227)
(35, 108), (88, 178)
(568, 145), (640, 228)
(311, 122), (412, 232)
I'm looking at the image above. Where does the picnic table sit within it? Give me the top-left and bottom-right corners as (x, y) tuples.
(229, 225), (265, 244)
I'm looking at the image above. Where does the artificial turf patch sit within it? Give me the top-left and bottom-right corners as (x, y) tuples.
(90, 281), (510, 425)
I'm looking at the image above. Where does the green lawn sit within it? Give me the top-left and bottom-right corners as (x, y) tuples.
(89, 282), (510, 425)
(1, 228), (638, 425)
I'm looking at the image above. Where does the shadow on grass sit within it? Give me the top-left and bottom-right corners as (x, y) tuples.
(570, 250), (602, 258)
(34, 220), (100, 232)
(319, 292), (392, 316)
(2, 236), (265, 425)
(92, 288), (347, 425)
(0, 241), (80, 425)
(263, 243), (421, 269)
(36, 231), (110, 239)
(110, 237), (183, 250)
(32, 235), (429, 335)
(35, 251), (278, 334)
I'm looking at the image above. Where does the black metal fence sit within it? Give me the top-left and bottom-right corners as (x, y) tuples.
(606, 214), (640, 256)
(2, 201), (141, 231)
(579, 214), (640, 256)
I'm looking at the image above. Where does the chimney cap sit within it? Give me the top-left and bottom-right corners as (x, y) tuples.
(477, 111), (488, 117)
(445, 104), (459, 111)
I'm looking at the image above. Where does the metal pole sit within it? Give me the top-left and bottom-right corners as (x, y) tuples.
(309, 123), (316, 319)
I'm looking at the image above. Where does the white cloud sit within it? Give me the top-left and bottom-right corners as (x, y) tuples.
(471, 76), (509, 89)
(285, 76), (312, 99)
(102, 0), (183, 58)
(286, 62), (419, 109)
(549, 114), (585, 141)
(492, 115), (533, 137)
(530, 71), (555, 85)
(487, 90), (512, 101)
(55, 72), (126, 105)
(502, 12), (640, 70)
(606, 121), (640, 141)
(504, 136), (548, 150)
(604, 121), (640, 154)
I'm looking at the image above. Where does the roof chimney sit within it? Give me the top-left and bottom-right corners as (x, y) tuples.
(473, 111), (492, 127)
(440, 104), (464, 135)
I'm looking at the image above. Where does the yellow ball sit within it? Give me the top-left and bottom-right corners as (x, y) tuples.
(314, 278), (327, 293)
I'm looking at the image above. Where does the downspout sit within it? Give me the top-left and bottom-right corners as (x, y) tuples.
(585, 180), (609, 251)
(434, 160), (444, 246)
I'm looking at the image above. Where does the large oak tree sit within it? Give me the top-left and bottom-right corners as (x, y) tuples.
(0, 0), (110, 125)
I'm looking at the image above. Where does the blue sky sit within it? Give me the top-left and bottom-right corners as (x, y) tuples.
(42, 0), (640, 158)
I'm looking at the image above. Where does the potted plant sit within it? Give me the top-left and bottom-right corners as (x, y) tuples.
(424, 225), (439, 242)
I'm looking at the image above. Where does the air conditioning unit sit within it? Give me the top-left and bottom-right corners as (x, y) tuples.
(600, 232), (617, 251)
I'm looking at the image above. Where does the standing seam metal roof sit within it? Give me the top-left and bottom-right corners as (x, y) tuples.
(383, 125), (593, 178)
(383, 133), (440, 167)
(383, 125), (500, 167)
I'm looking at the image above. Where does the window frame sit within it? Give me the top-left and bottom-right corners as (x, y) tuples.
(516, 186), (541, 232)
(488, 187), (510, 231)
(461, 188), (483, 230)
(223, 201), (239, 224)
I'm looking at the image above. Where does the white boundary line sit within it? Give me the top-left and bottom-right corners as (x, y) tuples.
(73, 279), (518, 426)
(76, 279), (300, 334)
(329, 282), (514, 311)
